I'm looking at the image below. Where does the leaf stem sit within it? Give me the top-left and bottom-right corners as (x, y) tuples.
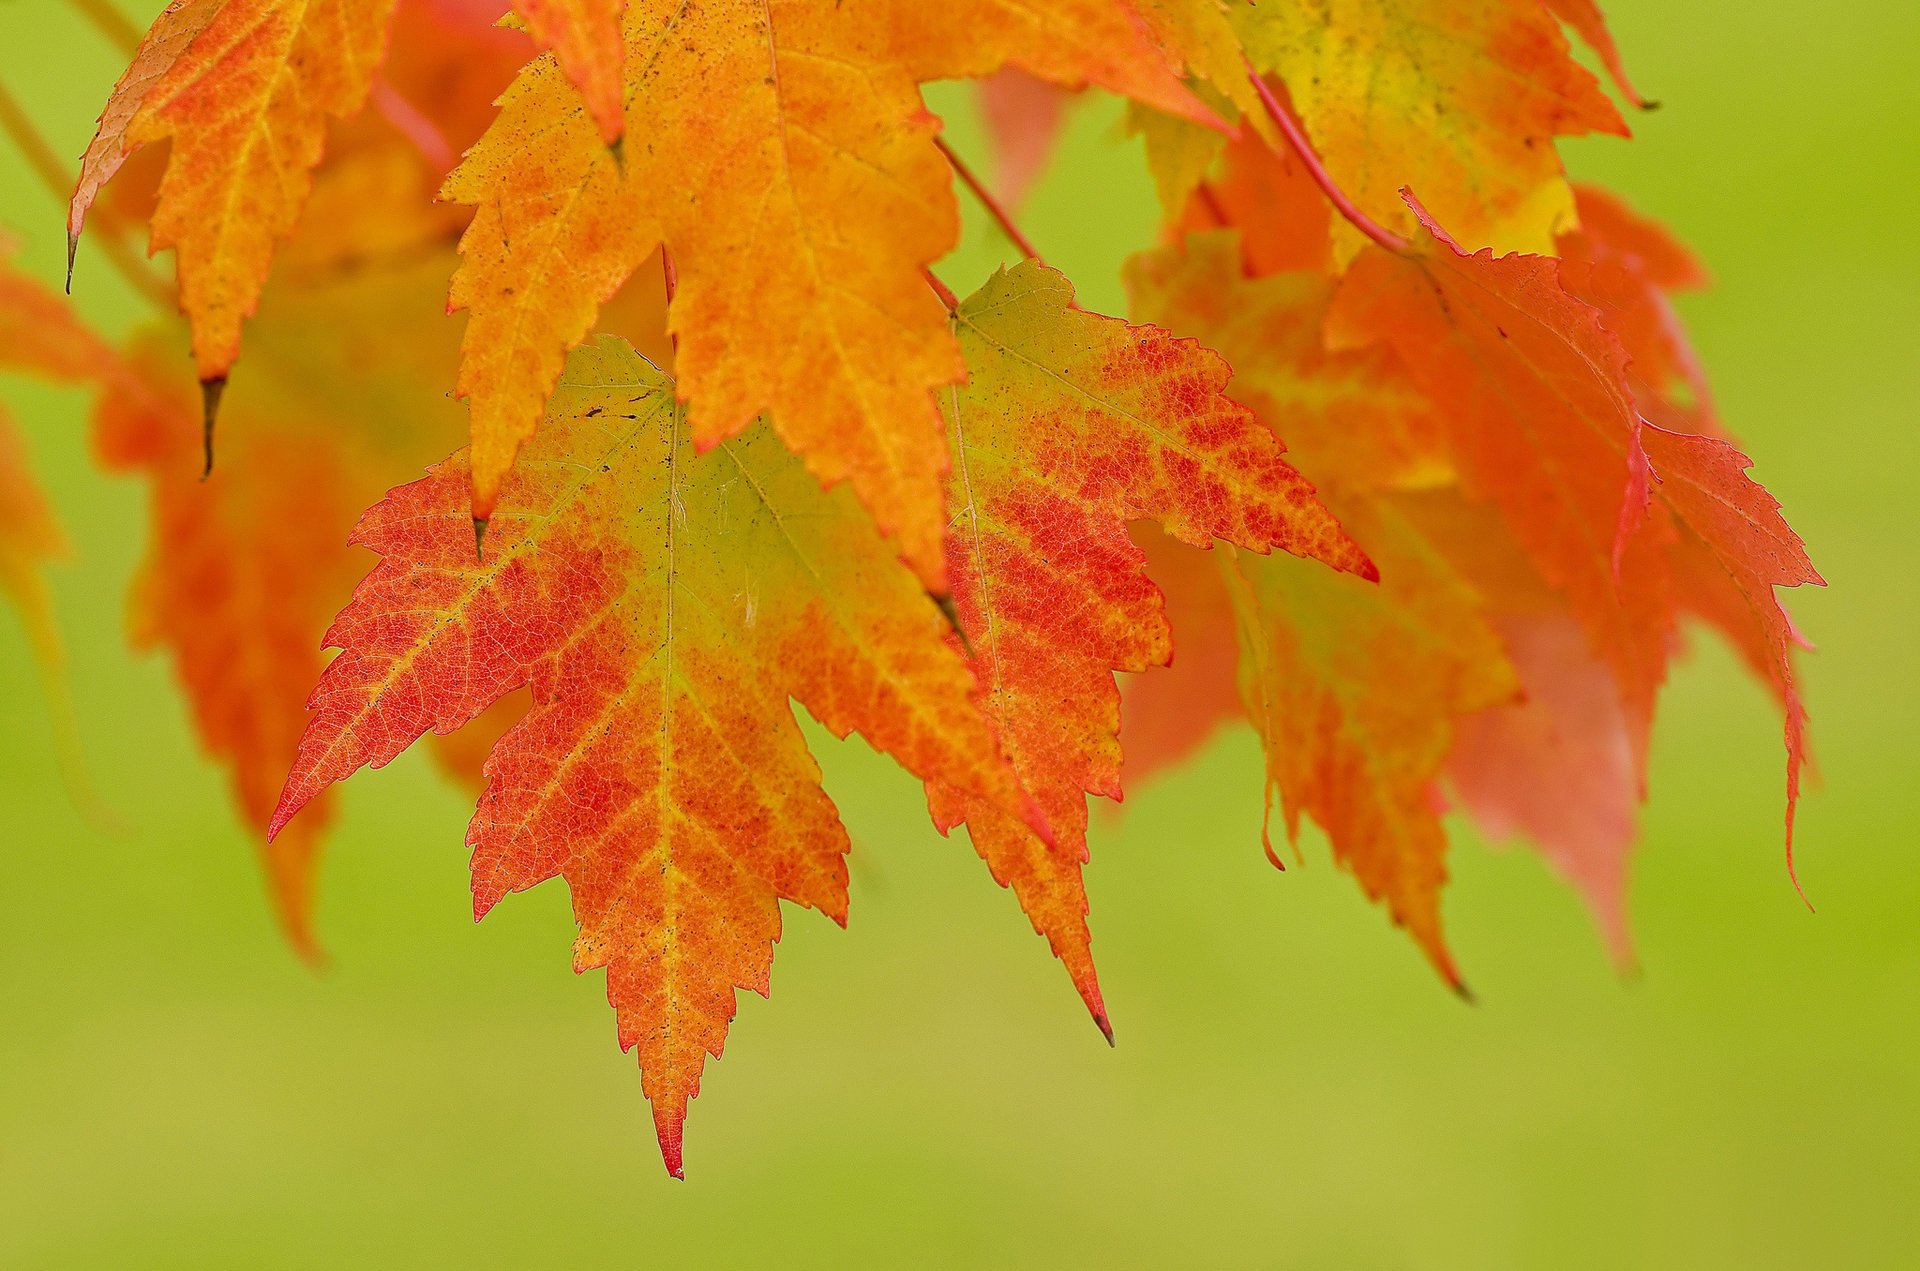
(1193, 181), (1230, 230)
(922, 269), (959, 312)
(67, 0), (142, 55)
(935, 135), (1041, 263)
(0, 79), (173, 311)
(1245, 65), (1410, 255)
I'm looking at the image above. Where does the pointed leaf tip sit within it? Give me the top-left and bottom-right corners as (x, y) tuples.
(198, 377), (226, 480)
(654, 1108), (686, 1180)
(472, 516), (489, 561)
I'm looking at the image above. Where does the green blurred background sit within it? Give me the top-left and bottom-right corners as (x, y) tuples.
(2, 2), (1915, 1266)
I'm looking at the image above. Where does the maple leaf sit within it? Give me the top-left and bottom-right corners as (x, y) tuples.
(87, 227), (472, 957)
(0, 0), (1824, 1175)
(1327, 199), (1672, 743)
(271, 336), (1046, 1175)
(1223, 500), (1515, 983)
(74, 0), (399, 386)
(442, 0), (1217, 586)
(0, 242), (114, 637)
(51, 13), (553, 955)
(1129, 233), (1510, 978)
(1171, 123), (1333, 279)
(1637, 424), (1824, 876)
(1106, 0), (1277, 212)
(1336, 205), (1818, 871)
(69, 0), (224, 281)
(1228, 0), (1626, 257)
(0, 242), (128, 814)
(94, 347), (366, 958)
(1, 242), (117, 382)
(1158, 144), (1669, 951)
(1543, 192), (1819, 856)
(1133, 132), (1818, 956)
(926, 262), (1370, 1028)
(1334, 197), (1818, 833)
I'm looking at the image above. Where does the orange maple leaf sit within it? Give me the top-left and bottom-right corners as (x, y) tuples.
(927, 262), (1370, 1029)
(978, 67), (1072, 207)
(1328, 200), (1673, 745)
(1449, 612), (1641, 964)
(1130, 232), (1510, 979)
(1131, 127), (1819, 961)
(74, 0), (398, 386)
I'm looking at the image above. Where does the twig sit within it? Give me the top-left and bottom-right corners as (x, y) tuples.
(67, 0), (142, 56)
(934, 135), (1041, 262)
(1245, 64), (1410, 255)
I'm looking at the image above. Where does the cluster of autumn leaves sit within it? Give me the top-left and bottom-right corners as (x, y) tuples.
(0, 0), (1817, 1176)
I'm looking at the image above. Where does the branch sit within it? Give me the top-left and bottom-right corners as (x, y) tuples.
(935, 135), (1041, 263)
(1245, 65), (1410, 255)
(67, 0), (142, 56)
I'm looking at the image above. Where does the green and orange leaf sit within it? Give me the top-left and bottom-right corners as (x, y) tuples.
(272, 337), (1044, 1175)
(1229, 0), (1626, 257)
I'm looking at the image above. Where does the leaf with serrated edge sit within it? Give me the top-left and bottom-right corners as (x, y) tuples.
(86, 0), (398, 381)
(272, 337), (1044, 1175)
(928, 261), (1370, 1029)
